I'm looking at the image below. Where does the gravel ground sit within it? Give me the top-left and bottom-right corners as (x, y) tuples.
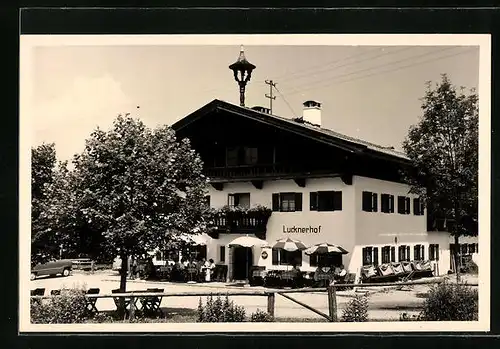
(29, 270), (477, 321)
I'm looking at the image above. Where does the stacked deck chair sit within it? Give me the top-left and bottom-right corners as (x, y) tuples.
(400, 261), (415, 282)
(391, 262), (405, 276)
(360, 265), (377, 283)
(412, 260), (434, 278)
(377, 263), (398, 282)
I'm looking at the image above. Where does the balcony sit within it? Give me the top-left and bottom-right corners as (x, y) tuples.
(207, 205), (272, 239)
(205, 164), (340, 183)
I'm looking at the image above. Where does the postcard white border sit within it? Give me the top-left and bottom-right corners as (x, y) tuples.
(19, 34), (491, 333)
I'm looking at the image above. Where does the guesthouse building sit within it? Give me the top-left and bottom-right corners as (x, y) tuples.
(171, 98), (475, 281)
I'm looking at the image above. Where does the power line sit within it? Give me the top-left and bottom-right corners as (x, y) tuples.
(324, 48), (478, 91)
(272, 46), (415, 85)
(264, 79), (277, 113)
(285, 46), (465, 96)
(273, 84), (298, 118)
(264, 46), (384, 83)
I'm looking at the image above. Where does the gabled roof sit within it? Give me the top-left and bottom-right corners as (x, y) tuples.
(172, 99), (410, 164)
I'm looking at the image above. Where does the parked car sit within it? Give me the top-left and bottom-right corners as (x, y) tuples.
(30, 259), (73, 280)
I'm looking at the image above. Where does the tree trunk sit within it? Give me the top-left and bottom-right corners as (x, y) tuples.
(453, 234), (460, 283)
(118, 252), (128, 318)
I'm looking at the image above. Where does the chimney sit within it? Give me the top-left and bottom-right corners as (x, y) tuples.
(251, 106), (271, 114)
(302, 100), (322, 126)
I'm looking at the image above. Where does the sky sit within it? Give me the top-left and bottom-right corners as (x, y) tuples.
(30, 42), (480, 162)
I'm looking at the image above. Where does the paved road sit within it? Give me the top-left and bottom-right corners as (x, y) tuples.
(29, 270), (427, 321)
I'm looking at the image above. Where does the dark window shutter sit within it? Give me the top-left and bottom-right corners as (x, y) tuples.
(406, 246), (410, 261)
(414, 245), (418, 259)
(436, 245), (440, 261)
(405, 197), (411, 214)
(362, 191), (371, 211)
(272, 249), (279, 265)
(390, 195), (395, 213)
(390, 246), (396, 262)
(428, 245), (433, 260)
(421, 245), (425, 260)
(372, 193), (378, 212)
(333, 191), (342, 211)
(397, 196), (405, 214)
(295, 193), (303, 211)
(373, 247), (379, 266)
(413, 198), (419, 215)
(310, 192), (318, 211)
(381, 194), (388, 213)
(272, 193), (280, 211)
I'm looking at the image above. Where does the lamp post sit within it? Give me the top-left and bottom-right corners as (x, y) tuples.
(229, 45), (256, 107)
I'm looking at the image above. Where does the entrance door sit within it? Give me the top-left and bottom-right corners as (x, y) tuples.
(233, 247), (253, 281)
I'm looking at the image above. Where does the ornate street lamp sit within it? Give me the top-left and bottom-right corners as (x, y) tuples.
(229, 45), (256, 107)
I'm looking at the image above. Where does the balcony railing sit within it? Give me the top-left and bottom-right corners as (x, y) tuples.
(208, 208), (272, 239)
(205, 164), (336, 181)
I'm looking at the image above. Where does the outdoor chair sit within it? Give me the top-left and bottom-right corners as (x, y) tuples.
(112, 289), (138, 316)
(31, 288), (45, 296)
(85, 288), (100, 313)
(30, 288), (45, 305)
(140, 288), (164, 316)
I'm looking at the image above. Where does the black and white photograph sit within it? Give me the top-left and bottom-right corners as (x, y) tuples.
(19, 34), (491, 332)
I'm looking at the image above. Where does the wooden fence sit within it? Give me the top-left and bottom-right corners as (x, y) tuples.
(30, 279), (478, 322)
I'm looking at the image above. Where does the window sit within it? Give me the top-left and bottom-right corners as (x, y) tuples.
(414, 244), (425, 260)
(413, 197), (425, 215)
(382, 246), (395, 263)
(226, 147), (239, 166)
(362, 247), (373, 266)
(468, 243), (476, 254)
(155, 251), (163, 261)
(362, 191), (378, 212)
(429, 244), (440, 261)
(228, 193), (250, 209)
(310, 191), (342, 211)
(244, 147), (258, 165)
(362, 246), (379, 266)
(226, 146), (259, 166)
(272, 193), (303, 212)
(381, 194), (395, 213)
(397, 196), (411, 214)
(205, 195), (211, 207)
(271, 249), (302, 266)
(398, 245), (410, 261)
(219, 246), (225, 263)
(310, 253), (343, 267)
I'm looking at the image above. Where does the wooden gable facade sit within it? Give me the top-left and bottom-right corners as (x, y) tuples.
(172, 100), (411, 191)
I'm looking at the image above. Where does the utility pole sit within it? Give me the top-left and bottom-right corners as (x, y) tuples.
(265, 79), (277, 114)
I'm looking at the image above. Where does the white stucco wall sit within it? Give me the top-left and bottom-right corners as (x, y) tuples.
(204, 175), (475, 278)
(207, 177), (355, 272)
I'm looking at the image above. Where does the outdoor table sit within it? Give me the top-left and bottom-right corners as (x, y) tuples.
(85, 288), (100, 313)
(112, 289), (139, 313)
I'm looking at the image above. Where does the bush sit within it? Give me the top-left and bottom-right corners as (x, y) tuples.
(250, 309), (274, 322)
(341, 295), (369, 322)
(419, 282), (478, 321)
(31, 287), (93, 324)
(197, 294), (246, 322)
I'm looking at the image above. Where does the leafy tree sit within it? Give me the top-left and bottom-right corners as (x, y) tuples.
(402, 74), (478, 278)
(31, 143), (60, 263)
(71, 114), (210, 294)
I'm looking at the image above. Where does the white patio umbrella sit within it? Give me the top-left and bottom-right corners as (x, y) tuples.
(228, 236), (269, 281)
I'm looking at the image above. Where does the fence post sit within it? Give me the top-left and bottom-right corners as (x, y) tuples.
(129, 297), (136, 322)
(267, 292), (275, 318)
(327, 285), (337, 322)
